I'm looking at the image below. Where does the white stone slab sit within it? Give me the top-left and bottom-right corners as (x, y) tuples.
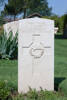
(3, 21), (19, 36)
(18, 18), (54, 93)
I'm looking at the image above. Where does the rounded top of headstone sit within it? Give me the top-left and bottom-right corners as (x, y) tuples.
(19, 13), (54, 23)
(19, 17), (54, 26)
(20, 13), (53, 22)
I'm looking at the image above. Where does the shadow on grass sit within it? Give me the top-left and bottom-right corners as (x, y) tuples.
(55, 35), (64, 39)
(54, 77), (66, 91)
(55, 35), (67, 39)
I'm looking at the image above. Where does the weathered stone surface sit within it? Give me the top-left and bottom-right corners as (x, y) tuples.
(3, 19), (56, 36)
(3, 21), (19, 36)
(18, 18), (54, 93)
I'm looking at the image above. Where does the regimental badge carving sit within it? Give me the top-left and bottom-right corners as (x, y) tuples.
(29, 34), (44, 58)
(30, 42), (44, 58)
(30, 48), (44, 58)
(22, 34), (51, 58)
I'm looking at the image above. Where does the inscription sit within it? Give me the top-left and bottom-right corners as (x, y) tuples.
(32, 34), (40, 36)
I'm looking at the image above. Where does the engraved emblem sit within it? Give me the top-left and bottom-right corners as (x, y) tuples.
(30, 42), (44, 58)
(30, 48), (44, 58)
(30, 34), (44, 58)
(22, 34), (51, 58)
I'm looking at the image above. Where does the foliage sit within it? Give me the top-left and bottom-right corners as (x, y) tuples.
(7, 81), (17, 93)
(0, 31), (18, 59)
(52, 16), (64, 33)
(0, 81), (11, 100)
(63, 14), (67, 27)
(0, 84), (67, 100)
(27, 0), (52, 17)
(59, 16), (64, 33)
(43, 15), (64, 33)
(43, 15), (59, 26)
(13, 90), (67, 100)
(0, 15), (5, 26)
(59, 79), (67, 96)
(3, 0), (24, 20)
(0, 26), (4, 35)
(3, 0), (52, 19)
(50, 14), (67, 34)
(26, 88), (38, 99)
(63, 14), (67, 36)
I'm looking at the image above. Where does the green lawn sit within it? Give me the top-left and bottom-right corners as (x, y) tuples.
(55, 39), (67, 78)
(0, 60), (18, 88)
(0, 38), (67, 97)
(54, 38), (67, 95)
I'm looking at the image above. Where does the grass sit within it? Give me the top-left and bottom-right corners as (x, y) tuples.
(54, 38), (67, 96)
(0, 37), (67, 98)
(55, 39), (67, 78)
(0, 60), (18, 88)
(12, 90), (67, 100)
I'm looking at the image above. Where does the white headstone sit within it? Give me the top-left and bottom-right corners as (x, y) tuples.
(18, 18), (54, 93)
(3, 21), (19, 36)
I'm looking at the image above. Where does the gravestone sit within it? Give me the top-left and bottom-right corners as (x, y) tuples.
(18, 17), (54, 93)
(3, 21), (19, 37)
